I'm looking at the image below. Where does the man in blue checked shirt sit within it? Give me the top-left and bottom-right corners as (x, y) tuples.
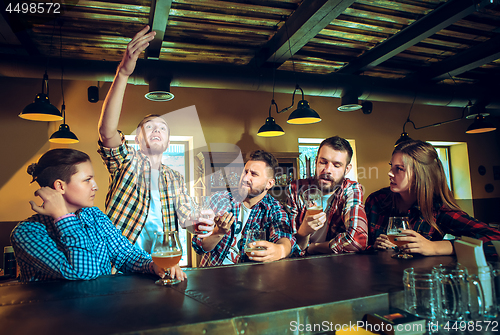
(192, 150), (298, 267)
(11, 149), (170, 282)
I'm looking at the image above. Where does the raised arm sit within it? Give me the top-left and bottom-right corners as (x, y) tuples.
(98, 26), (156, 148)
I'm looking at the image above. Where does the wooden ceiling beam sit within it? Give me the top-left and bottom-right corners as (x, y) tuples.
(145, 0), (172, 60)
(0, 11), (39, 57)
(249, 0), (355, 68)
(421, 35), (500, 82)
(336, 0), (496, 75)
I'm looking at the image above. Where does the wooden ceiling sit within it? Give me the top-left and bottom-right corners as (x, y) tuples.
(1, 0), (500, 108)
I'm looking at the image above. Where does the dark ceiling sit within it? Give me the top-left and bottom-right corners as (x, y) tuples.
(1, 0), (500, 111)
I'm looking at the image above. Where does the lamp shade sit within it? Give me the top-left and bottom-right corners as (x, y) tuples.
(338, 94), (362, 112)
(287, 100), (321, 124)
(19, 93), (63, 121)
(49, 123), (79, 144)
(257, 117), (285, 137)
(145, 77), (174, 101)
(394, 132), (412, 147)
(465, 115), (496, 134)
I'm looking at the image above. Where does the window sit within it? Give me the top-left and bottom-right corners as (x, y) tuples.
(427, 141), (473, 216)
(125, 135), (193, 267)
(434, 146), (452, 190)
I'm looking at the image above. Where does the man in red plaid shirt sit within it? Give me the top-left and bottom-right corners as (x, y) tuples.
(287, 136), (368, 255)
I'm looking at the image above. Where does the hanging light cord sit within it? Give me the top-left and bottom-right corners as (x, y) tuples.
(59, 21), (66, 123)
(42, 20), (58, 97)
(402, 74), (468, 132)
(278, 17), (300, 114)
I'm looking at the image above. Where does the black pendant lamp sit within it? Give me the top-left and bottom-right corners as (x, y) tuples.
(279, 85), (321, 125)
(394, 132), (413, 147)
(49, 104), (79, 144)
(465, 114), (497, 134)
(49, 23), (79, 144)
(257, 99), (285, 137)
(19, 72), (63, 121)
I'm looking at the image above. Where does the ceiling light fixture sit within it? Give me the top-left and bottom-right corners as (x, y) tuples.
(257, 99), (285, 137)
(19, 72), (62, 121)
(338, 92), (362, 112)
(465, 114), (497, 134)
(257, 21), (285, 138)
(49, 104), (79, 144)
(19, 21), (62, 122)
(277, 19), (320, 125)
(394, 97), (471, 146)
(464, 104), (496, 134)
(145, 77), (174, 101)
(278, 84), (321, 124)
(49, 21), (78, 144)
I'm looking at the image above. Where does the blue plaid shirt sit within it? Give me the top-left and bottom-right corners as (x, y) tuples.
(11, 207), (154, 282)
(192, 191), (298, 267)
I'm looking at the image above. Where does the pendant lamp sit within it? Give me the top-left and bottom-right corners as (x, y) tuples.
(19, 72), (63, 121)
(465, 114), (496, 134)
(257, 99), (285, 137)
(49, 104), (79, 144)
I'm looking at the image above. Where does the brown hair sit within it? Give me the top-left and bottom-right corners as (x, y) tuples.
(248, 150), (278, 178)
(393, 140), (461, 234)
(27, 149), (90, 188)
(318, 136), (353, 164)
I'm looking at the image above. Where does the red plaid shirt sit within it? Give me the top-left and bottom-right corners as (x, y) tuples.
(365, 187), (500, 257)
(286, 177), (368, 254)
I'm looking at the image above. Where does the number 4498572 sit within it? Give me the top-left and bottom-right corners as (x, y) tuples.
(444, 321), (498, 332)
(5, 2), (61, 14)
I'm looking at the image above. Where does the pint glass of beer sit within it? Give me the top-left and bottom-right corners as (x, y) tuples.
(300, 187), (323, 216)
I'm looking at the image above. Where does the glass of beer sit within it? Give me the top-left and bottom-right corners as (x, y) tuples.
(300, 187), (323, 216)
(244, 228), (267, 257)
(193, 195), (212, 234)
(151, 231), (183, 285)
(386, 216), (412, 259)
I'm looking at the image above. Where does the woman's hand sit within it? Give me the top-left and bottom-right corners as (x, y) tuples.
(30, 187), (70, 220)
(167, 264), (187, 281)
(373, 234), (395, 250)
(398, 230), (453, 256)
(152, 263), (187, 281)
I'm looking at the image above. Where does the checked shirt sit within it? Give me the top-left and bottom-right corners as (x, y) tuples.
(11, 207), (154, 282)
(192, 191), (298, 267)
(286, 177), (368, 254)
(366, 187), (500, 257)
(98, 133), (190, 244)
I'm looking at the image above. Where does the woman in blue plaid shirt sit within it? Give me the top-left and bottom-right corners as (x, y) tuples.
(10, 149), (174, 282)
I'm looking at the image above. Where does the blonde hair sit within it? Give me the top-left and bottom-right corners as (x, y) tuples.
(393, 140), (461, 234)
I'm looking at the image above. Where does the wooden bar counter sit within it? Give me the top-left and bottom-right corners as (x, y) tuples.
(0, 250), (455, 335)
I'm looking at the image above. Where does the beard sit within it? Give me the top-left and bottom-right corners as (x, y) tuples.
(316, 172), (344, 194)
(237, 181), (266, 201)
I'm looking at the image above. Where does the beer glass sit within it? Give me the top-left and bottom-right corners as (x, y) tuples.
(194, 195), (211, 234)
(387, 216), (412, 258)
(183, 196), (205, 234)
(244, 228), (267, 257)
(403, 267), (440, 320)
(300, 187), (323, 216)
(151, 231), (183, 286)
(432, 263), (486, 322)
